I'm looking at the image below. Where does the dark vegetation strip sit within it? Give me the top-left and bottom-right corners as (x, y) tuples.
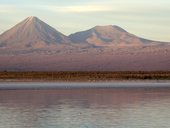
(0, 71), (170, 81)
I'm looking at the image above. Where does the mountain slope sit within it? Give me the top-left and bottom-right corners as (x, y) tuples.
(0, 17), (169, 71)
(69, 25), (160, 46)
(0, 16), (70, 49)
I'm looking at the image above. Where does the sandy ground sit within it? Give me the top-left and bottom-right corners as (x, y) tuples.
(0, 45), (170, 71)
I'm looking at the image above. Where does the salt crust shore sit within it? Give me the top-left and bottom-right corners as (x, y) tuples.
(0, 80), (170, 89)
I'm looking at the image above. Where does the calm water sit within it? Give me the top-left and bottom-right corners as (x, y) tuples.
(0, 84), (170, 128)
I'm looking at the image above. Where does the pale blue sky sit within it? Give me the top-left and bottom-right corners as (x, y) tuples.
(0, 0), (170, 41)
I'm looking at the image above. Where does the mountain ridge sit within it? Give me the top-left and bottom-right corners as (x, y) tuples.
(69, 25), (163, 46)
(0, 16), (169, 49)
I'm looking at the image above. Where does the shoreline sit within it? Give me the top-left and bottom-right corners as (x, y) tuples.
(0, 71), (169, 89)
(1, 71), (170, 81)
(0, 79), (170, 82)
(0, 80), (170, 90)
(0, 79), (170, 84)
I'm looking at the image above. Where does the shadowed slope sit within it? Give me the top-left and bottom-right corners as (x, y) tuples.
(69, 25), (161, 46)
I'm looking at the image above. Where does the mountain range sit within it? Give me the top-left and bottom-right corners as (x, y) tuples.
(0, 16), (169, 71)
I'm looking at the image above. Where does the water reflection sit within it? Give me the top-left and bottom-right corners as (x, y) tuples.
(0, 88), (170, 128)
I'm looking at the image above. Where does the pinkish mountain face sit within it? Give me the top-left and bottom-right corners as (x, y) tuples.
(0, 16), (70, 50)
(69, 25), (160, 46)
(0, 16), (169, 71)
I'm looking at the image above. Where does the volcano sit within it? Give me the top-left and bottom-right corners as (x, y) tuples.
(0, 16), (70, 50)
(69, 25), (160, 46)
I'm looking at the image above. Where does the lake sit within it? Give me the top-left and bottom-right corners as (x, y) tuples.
(0, 83), (170, 128)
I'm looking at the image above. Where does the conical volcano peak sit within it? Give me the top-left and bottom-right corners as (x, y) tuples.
(27, 16), (39, 21)
(25, 16), (41, 24)
(0, 16), (71, 49)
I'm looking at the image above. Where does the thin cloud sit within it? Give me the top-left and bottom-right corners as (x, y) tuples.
(0, 5), (20, 13)
(45, 5), (114, 13)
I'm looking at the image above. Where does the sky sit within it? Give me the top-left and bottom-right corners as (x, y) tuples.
(0, 0), (170, 42)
